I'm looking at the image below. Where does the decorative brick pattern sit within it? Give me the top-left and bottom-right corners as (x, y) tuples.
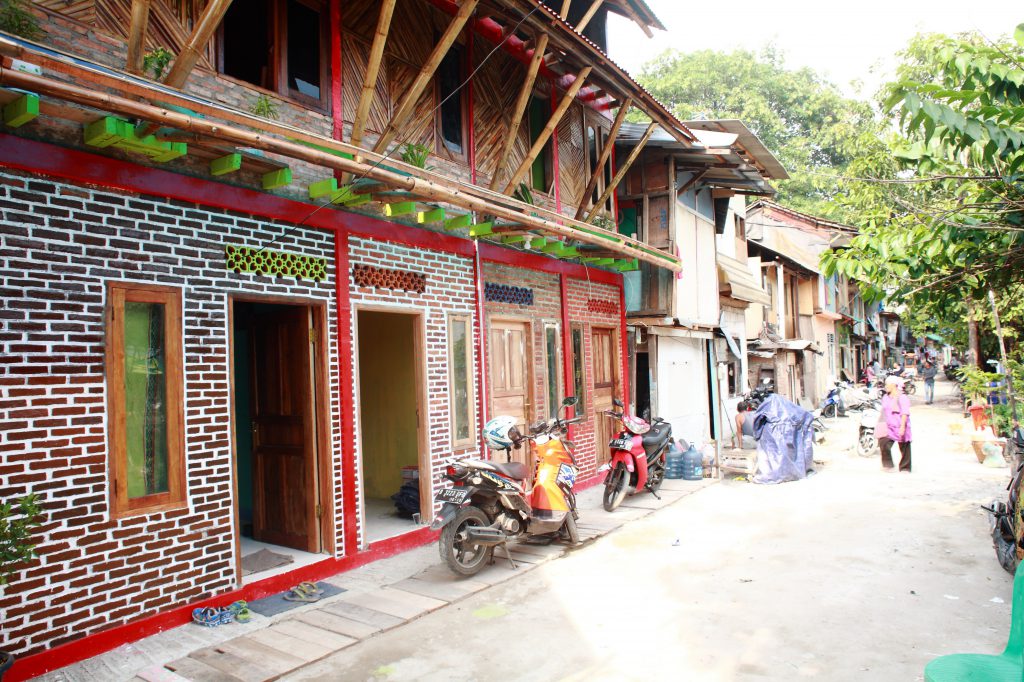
(348, 237), (478, 548)
(225, 244), (327, 281)
(0, 170), (340, 658)
(484, 282), (534, 306)
(352, 263), (427, 293)
(587, 298), (617, 315)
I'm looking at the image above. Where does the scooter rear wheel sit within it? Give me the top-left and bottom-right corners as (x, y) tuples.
(647, 461), (665, 494)
(560, 513), (580, 545)
(602, 464), (630, 512)
(439, 506), (494, 577)
(857, 432), (877, 458)
(822, 403), (837, 419)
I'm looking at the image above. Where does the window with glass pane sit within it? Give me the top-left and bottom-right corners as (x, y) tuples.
(545, 325), (561, 418)
(287, 0), (322, 100)
(571, 325), (586, 417)
(108, 283), (184, 516)
(448, 315), (476, 446)
(438, 44), (466, 158)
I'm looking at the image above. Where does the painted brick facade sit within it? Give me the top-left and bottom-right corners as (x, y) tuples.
(0, 169), (340, 657)
(347, 237), (479, 547)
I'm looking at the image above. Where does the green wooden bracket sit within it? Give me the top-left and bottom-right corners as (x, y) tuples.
(83, 116), (185, 162)
(612, 259), (640, 272)
(210, 153), (241, 176)
(417, 207), (446, 224)
(335, 187), (371, 207)
(384, 201), (417, 217)
(583, 257), (616, 267)
(3, 94), (39, 128)
(556, 246), (580, 259)
(262, 167), (292, 190)
(469, 222), (493, 237)
(502, 234), (526, 244)
(541, 241), (565, 254)
(526, 236), (547, 250)
(444, 214), (473, 230)
(308, 177), (338, 200)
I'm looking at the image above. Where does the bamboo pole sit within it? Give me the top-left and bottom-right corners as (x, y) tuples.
(0, 66), (679, 271)
(574, 96), (631, 220)
(136, 0), (234, 136)
(487, 33), (548, 191)
(575, 0), (604, 33)
(351, 0), (397, 151)
(559, 0), (572, 17)
(501, 65), (591, 195)
(125, 0), (153, 76)
(372, 0), (480, 154)
(584, 121), (656, 224)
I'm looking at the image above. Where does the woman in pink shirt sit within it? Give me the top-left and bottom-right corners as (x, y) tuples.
(880, 374), (912, 472)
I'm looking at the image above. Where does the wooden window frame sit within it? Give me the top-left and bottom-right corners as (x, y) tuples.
(447, 313), (477, 447)
(434, 38), (469, 164)
(106, 282), (186, 518)
(215, 0), (330, 113)
(544, 322), (563, 419)
(570, 323), (587, 418)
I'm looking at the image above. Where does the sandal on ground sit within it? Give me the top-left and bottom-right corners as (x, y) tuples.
(192, 606), (235, 627)
(283, 584), (321, 603)
(228, 600), (251, 623)
(296, 581), (324, 595)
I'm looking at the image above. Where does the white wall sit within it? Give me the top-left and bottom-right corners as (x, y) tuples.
(654, 334), (711, 446)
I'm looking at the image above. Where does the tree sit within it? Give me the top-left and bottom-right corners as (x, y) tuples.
(822, 26), (1024, 361)
(634, 47), (878, 219)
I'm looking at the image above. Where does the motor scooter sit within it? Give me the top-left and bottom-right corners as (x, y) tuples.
(597, 398), (673, 512)
(856, 404), (880, 457)
(820, 384), (846, 419)
(430, 397), (582, 577)
(983, 426), (1024, 574)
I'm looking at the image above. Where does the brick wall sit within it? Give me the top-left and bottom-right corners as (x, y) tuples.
(347, 237), (478, 547)
(0, 169), (339, 656)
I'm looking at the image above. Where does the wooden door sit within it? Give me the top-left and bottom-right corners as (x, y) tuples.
(592, 327), (617, 465)
(489, 320), (531, 465)
(250, 306), (318, 552)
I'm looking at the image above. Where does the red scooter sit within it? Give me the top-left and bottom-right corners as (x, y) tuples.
(597, 399), (673, 512)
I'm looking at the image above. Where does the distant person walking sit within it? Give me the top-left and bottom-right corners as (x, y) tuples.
(879, 375), (912, 472)
(921, 360), (938, 404)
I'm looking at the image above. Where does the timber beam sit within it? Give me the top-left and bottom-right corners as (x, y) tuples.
(574, 97), (632, 220)
(488, 33), (548, 191)
(351, 0), (397, 151)
(584, 121), (657, 224)
(125, 0), (152, 76)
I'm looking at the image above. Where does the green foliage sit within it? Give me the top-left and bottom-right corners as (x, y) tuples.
(0, 0), (43, 40)
(399, 142), (431, 169)
(634, 46), (878, 219)
(249, 94), (280, 120)
(959, 365), (1003, 403)
(0, 493), (42, 586)
(512, 182), (535, 206)
(142, 47), (174, 81)
(591, 214), (616, 231)
(993, 403), (1015, 437)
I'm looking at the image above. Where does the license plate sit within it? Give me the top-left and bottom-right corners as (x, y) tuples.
(609, 437), (632, 450)
(435, 487), (469, 504)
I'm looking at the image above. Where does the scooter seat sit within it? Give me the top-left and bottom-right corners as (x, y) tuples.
(642, 421), (671, 455)
(490, 461), (530, 480)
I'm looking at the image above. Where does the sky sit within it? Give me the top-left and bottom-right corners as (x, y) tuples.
(606, 1), (1023, 100)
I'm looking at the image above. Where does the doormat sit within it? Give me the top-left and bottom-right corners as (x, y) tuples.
(247, 582), (347, 618)
(241, 548), (294, 576)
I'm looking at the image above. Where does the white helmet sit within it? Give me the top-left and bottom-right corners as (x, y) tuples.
(483, 415), (520, 451)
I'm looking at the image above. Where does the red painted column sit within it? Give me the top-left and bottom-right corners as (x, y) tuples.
(560, 273), (575, 418)
(619, 282), (631, 412)
(334, 230), (359, 557)
(474, 242), (490, 457)
(329, 0), (344, 143)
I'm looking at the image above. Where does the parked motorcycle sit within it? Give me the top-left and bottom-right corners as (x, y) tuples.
(839, 381), (879, 411)
(745, 378), (775, 409)
(598, 399), (673, 512)
(820, 384), (846, 419)
(856, 405), (881, 457)
(984, 427), (1024, 574)
(430, 397), (582, 577)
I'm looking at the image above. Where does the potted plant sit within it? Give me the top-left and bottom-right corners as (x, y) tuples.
(0, 493), (42, 679)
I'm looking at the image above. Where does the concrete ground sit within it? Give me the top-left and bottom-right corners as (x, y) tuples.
(43, 377), (1016, 681)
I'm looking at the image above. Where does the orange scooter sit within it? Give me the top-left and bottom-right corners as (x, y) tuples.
(430, 397), (582, 577)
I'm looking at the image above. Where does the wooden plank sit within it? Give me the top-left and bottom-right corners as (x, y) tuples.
(189, 647), (276, 682)
(320, 600), (406, 630)
(351, 0), (397, 150)
(574, 97), (632, 220)
(125, 0), (152, 76)
(293, 609), (383, 639)
(487, 33), (549, 191)
(214, 637), (305, 676)
(245, 628), (332, 663)
(575, 0), (604, 32)
(136, 664), (191, 682)
(585, 122), (657, 224)
(336, 588), (444, 620)
(390, 576), (486, 602)
(372, 0), (480, 154)
(271, 619), (357, 651)
(502, 66), (592, 195)
(164, 656), (241, 682)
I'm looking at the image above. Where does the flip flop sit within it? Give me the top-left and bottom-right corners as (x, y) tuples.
(283, 587), (321, 603)
(296, 581), (324, 595)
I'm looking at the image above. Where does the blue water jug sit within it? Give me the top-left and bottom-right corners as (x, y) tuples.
(665, 441), (684, 479)
(682, 444), (703, 481)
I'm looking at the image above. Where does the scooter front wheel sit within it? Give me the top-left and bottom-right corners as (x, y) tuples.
(602, 464), (630, 512)
(439, 506), (494, 577)
(647, 460), (665, 494)
(857, 432), (877, 457)
(822, 403), (837, 419)
(560, 513), (580, 545)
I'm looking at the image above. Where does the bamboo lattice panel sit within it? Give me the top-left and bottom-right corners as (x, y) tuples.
(472, 37), (528, 182)
(558, 103), (586, 211)
(339, 0), (378, 40)
(35, 0), (95, 24)
(342, 34), (392, 134)
(388, 58), (435, 150)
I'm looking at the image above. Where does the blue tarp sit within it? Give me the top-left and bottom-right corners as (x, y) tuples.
(751, 394), (815, 484)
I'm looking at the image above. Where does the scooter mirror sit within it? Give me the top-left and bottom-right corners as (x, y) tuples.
(562, 396), (578, 407)
(612, 398), (624, 408)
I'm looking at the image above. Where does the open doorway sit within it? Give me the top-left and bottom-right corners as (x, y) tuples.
(232, 300), (327, 584)
(356, 309), (425, 544)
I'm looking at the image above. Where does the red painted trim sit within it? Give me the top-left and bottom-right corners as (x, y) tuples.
(479, 244), (621, 286)
(466, 28), (477, 186)
(334, 231), (359, 559)
(0, 134), (476, 258)
(619, 284), (630, 410)
(473, 242), (490, 457)
(8, 526), (438, 681)
(560, 274), (576, 420)
(330, 0), (343, 143)
(610, 142), (618, 223)
(550, 80), (562, 213)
